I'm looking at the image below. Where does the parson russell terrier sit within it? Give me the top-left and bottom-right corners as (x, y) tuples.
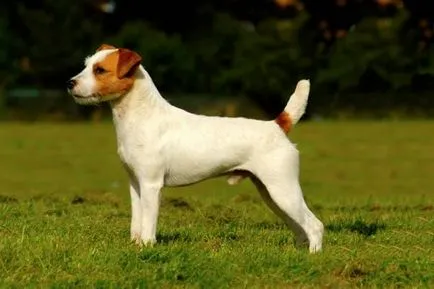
(67, 44), (324, 253)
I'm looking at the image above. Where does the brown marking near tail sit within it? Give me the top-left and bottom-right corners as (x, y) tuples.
(275, 111), (292, 133)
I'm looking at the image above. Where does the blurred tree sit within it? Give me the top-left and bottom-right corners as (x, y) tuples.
(312, 10), (426, 114)
(2, 0), (434, 119)
(222, 13), (312, 117)
(109, 0), (216, 37)
(0, 15), (18, 88)
(0, 13), (18, 118)
(304, 0), (365, 49)
(187, 13), (249, 94)
(107, 21), (196, 93)
(11, 0), (104, 88)
(316, 11), (413, 91)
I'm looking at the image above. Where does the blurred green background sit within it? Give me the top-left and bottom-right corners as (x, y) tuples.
(2, 0), (434, 121)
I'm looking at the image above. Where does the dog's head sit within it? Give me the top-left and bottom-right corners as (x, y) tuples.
(67, 44), (142, 105)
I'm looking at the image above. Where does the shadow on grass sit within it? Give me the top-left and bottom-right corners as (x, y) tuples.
(204, 205), (241, 225)
(69, 194), (120, 207)
(252, 222), (286, 230)
(156, 229), (241, 244)
(161, 197), (194, 211)
(326, 219), (386, 237)
(71, 196), (86, 204)
(138, 249), (172, 263)
(0, 195), (18, 203)
(157, 231), (193, 244)
(44, 208), (68, 217)
(313, 204), (434, 212)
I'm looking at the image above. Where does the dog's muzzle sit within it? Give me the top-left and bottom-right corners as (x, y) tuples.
(66, 79), (76, 90)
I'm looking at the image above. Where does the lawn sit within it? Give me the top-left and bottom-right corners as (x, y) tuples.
(0, 121), (433, 288)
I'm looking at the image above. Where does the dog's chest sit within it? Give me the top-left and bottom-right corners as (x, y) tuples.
(117, 144), (129, 165)
(115, 131), (143, 168)
(115, 128), (159, 173)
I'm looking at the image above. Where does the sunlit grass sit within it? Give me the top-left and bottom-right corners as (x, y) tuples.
(0, 121), (433, 288)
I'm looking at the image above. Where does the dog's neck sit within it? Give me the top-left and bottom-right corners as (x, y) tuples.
(110, 66), (170, 123)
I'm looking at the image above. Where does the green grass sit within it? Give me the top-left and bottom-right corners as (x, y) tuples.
(0, 120), (433, 288)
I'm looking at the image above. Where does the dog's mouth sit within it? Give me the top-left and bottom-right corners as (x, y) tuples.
(67, 88), (85, 99)
(71, 93), (102, 105)
(68, 89), (121, 105)
(71, 94), (85, 98)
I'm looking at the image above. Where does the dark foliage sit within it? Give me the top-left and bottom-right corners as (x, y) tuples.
(2, 0), (434, 118)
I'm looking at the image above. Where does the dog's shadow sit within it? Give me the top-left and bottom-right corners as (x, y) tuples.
(156, 218), (386, 245)
(157, 231), (193, 244)
(326, 219), (386, 237)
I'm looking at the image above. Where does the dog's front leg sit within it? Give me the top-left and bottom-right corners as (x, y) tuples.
(129, 180), (141, 244)
(138, 180), (163, 246)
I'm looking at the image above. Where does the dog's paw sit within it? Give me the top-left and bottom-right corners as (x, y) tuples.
(131, 232), (141, 245)
(294, 233), (323, 253)
(138, 238), (157, 248)
(309, 243), (322, 253)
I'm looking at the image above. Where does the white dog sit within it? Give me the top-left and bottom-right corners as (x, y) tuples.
(67, 44), (324, 253)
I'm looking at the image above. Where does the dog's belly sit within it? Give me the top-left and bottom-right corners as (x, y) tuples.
(163, 145), (248, 187)
(164, 170), (220, 187)
(163, 157), (239, 187)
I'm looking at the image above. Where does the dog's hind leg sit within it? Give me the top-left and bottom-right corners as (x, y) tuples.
(249, 149), (324, 253)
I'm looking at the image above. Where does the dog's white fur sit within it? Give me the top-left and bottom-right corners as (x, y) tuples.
(68, 48), (324, 253)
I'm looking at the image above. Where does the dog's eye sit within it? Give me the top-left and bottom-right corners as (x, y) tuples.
(94, 67), (106, 75)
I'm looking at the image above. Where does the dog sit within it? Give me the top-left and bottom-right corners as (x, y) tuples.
(67, 44), (324, 253)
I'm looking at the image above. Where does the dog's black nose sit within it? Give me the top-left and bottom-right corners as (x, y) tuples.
(66, 79), (76, 90)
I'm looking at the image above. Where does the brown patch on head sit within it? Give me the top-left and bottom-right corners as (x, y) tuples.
(92, 49), (142, 99)
(97, 43), (117, 51)
(275, 111), (292, 134)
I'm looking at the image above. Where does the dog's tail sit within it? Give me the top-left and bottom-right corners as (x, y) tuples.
(275, 79), (310, 134)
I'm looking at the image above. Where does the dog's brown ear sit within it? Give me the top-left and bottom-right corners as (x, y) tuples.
(97, 44), (116, 51)
(117, 48), (142, 79)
